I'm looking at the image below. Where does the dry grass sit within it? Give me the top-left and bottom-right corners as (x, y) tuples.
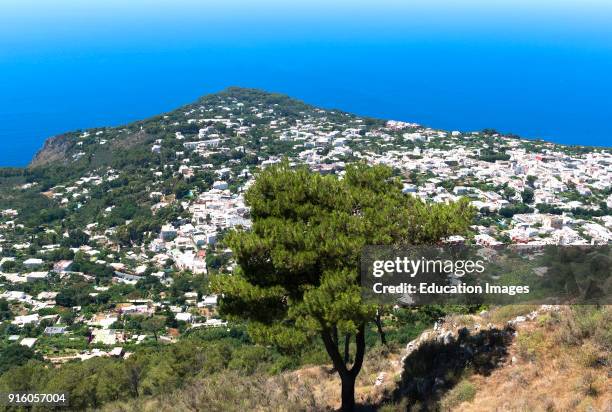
(487, 304), (539, 324)
(101, 371), (324, 412)
(101, 346), (404, 412)
(102, 306), (611, 412)
(444, 314), (479, 329)
(455, 306), (612, 412)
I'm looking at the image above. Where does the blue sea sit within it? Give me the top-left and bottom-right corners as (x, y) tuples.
(1, 0), (612, 166)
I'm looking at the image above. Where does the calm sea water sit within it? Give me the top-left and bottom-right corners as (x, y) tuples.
(1, 0), (612, 166)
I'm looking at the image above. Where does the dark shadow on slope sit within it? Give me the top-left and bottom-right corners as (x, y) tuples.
(382, 326), (515, 411)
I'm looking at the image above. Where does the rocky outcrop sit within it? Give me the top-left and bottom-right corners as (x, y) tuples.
(395, 305), (561, 408)
(29, 134), (74, 168)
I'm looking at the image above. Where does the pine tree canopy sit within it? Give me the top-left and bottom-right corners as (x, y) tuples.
(213, 162), (474, 350)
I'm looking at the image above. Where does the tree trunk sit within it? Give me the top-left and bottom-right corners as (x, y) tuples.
(375, 307), (387, 345)
(321, 324), (367, 412)
(352, 323), (366, 376)
(344, 334), (351, 364)
(340, 372), (356, 412)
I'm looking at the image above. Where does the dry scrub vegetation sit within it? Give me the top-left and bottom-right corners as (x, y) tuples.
(100, 345), (402, 412)
(450, 305), (611, 412)
(101, 306), (611, 412)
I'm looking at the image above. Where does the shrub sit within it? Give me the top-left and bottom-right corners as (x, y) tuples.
(537, 311), (561, 329)
(378, 399), (409, 412)
(517, 330), (546, 361)
(557, 306), (611, 349)
(575, 371), (598, 397)
(593, 307), (612, 352)
(227, 345), (273, 375)
(440, 380), (477, 410)
(576, 342), (602, 369)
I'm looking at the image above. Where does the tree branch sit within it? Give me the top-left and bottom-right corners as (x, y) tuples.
(321, 328), (348, 376)
(348, 323), (366, 378)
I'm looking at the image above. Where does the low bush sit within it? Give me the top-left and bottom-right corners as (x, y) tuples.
(440, 380), (477, 410)
(517, 330), (546, 361)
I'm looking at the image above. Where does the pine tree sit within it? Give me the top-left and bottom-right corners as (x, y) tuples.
(214, 162), (474, 411)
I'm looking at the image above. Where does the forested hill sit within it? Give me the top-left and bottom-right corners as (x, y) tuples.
(0, 87), (372, 231)
(29, 87), (351, 169)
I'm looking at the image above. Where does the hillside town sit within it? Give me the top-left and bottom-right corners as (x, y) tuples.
(1, 88), (610, 363)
